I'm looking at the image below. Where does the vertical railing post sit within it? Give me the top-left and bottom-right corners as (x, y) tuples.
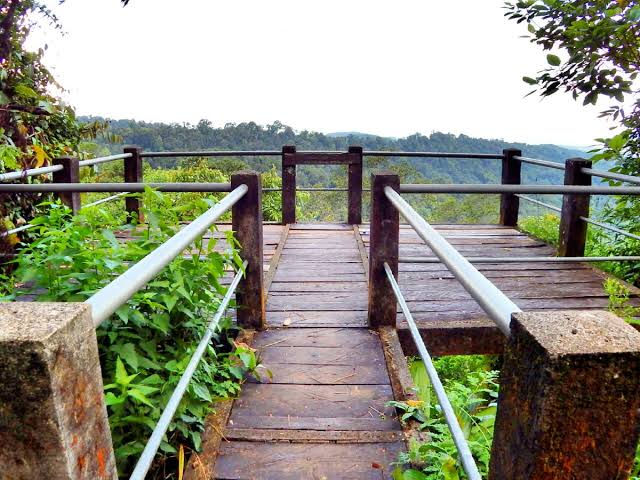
(0, 303), (117, 479)
(368, 172), (399, 328)
(231, 170), (265, 329)
(281, 145), (296, 225)
(52, 156), (81, 214)
(123, 146), (143, 223)
(348, 145), (363, 225)
(499, 148), (522, 227)
(558, 158), (592, 256)
(489, 310), (640, 479)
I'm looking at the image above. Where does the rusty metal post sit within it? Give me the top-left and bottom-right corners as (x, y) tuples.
(348, 145), (363, 225)
(490, 310), (640, 480)
(124, 146), (143, 223)
(281, 145), (296, 225)
(558, 158), (592, 256)
(52, 157), (81, 214)
(231, 170), (265, 329)
(0, 303), (117, 479)
(368, 172), (399, 328)
(499, 148), (522, 227)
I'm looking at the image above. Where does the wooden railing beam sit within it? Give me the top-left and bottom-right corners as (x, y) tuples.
(232, 170), (265, 329)
(368, 172), (399, 328)
(499, 148), (522, 227)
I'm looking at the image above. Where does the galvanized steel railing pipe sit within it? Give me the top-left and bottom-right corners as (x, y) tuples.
(399, 255), (640, 263)
(86, 184), (247, 326)
(0, 164), (63, 182)
(78, 153), (132, 167)
(515, 194), (561, 213)
(398, 184), (640, 195)
(141, 150), (281, 158)
(384, 262), (482, 480)
(580, 167), (640, 185)
(363, 151), (503, 159)
(513, 156), (566, 170)
(0, 182), (232, 193)
(129, 262), (247, 480)
(384, 186), (521, 336)
(580, 216), (640, 242)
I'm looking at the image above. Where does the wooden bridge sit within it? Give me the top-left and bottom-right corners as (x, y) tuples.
(2, 148), (640, 480)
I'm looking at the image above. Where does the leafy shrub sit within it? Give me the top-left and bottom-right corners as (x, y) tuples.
(391, 356), (499, 480)
(9, 191), (260, 478)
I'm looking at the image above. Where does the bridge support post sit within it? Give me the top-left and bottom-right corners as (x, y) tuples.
(124, 146), (143, 223)
(232, 170), (265, 329)
(558, 158), (592, 256)
(489, 310), (640, 480)
(368, 172), (399, 328)
(347, 146), (363, 224)
(499, 148), (521, 227)
(0, 303), (117, 479)
(281, 145), (296, 224)
(52, 157), (81, 214)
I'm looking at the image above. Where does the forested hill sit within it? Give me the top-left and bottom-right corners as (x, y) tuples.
(81, 117), (587, 185)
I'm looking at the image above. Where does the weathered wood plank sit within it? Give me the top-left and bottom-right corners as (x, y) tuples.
(258, 345), (384, 366)
(253, 328), (380, 348)
(214, 441), (405, 479)
(266, 311), (368, 327)
(224, 429), (403, 443)
(251, 363), (389, 385)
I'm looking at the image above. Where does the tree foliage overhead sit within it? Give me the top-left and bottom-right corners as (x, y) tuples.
(505, 0), (640, 164)
(0, 0), (106, 247)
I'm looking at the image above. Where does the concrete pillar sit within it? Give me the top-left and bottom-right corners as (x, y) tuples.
(490, 310), (640, 480)
(0, 303), (116, 479)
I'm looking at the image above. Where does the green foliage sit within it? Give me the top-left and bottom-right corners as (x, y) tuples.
(604, 277), (640, 324)
(9, 192), (259, 477)
(0, 0), (108, 252)
(518, 213), (560, 246)
(391, 356), (499, 480)
(506, 0), (640, 288)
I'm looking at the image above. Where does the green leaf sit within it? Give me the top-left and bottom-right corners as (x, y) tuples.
(442, 457), (460, 480)
(546, 54), (561, 66)
(112, 343), (139, 371)
(14, 84), (38, 98)
(191, 383), (212, 402)
(403, 470), (430, 480)
(522, 76), (537, 85)
(128, 388), (155, 407)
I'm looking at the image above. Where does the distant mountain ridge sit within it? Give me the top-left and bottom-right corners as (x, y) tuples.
(81, 117), (587, 185)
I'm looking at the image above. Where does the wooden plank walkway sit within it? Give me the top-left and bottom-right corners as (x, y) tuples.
(204, 222), (640, 478)
(358, 224), (640, 355)
(213, 224), (405, 479)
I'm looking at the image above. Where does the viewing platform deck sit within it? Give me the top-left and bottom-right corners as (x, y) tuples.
(196, 222), (639, 479)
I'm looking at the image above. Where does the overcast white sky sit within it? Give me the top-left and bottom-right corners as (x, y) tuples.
(33, 0), (612, 146)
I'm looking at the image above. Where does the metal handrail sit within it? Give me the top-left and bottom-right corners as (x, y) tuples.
(513, 156), (566, 170)
(384, 186), (521, 335)
(141, 150), (281, 158)
(82, 192), (130, 209)
(129, 261), (246, 480)
(364, 151), (503, 159)
(86, 185), (247, 326)
(580, 216), (640, 242)
(581, 167), (640, 185)
(515, 194), (561, 213)
(0, 182), (232, 193)
(384, 262), (482, 480)
(0, 164), (63, 182)
(78, 153), (132, 167)
(398, 184), (640, 195)
(399, 255), (640, 263)
(1, 192), (130, 238)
